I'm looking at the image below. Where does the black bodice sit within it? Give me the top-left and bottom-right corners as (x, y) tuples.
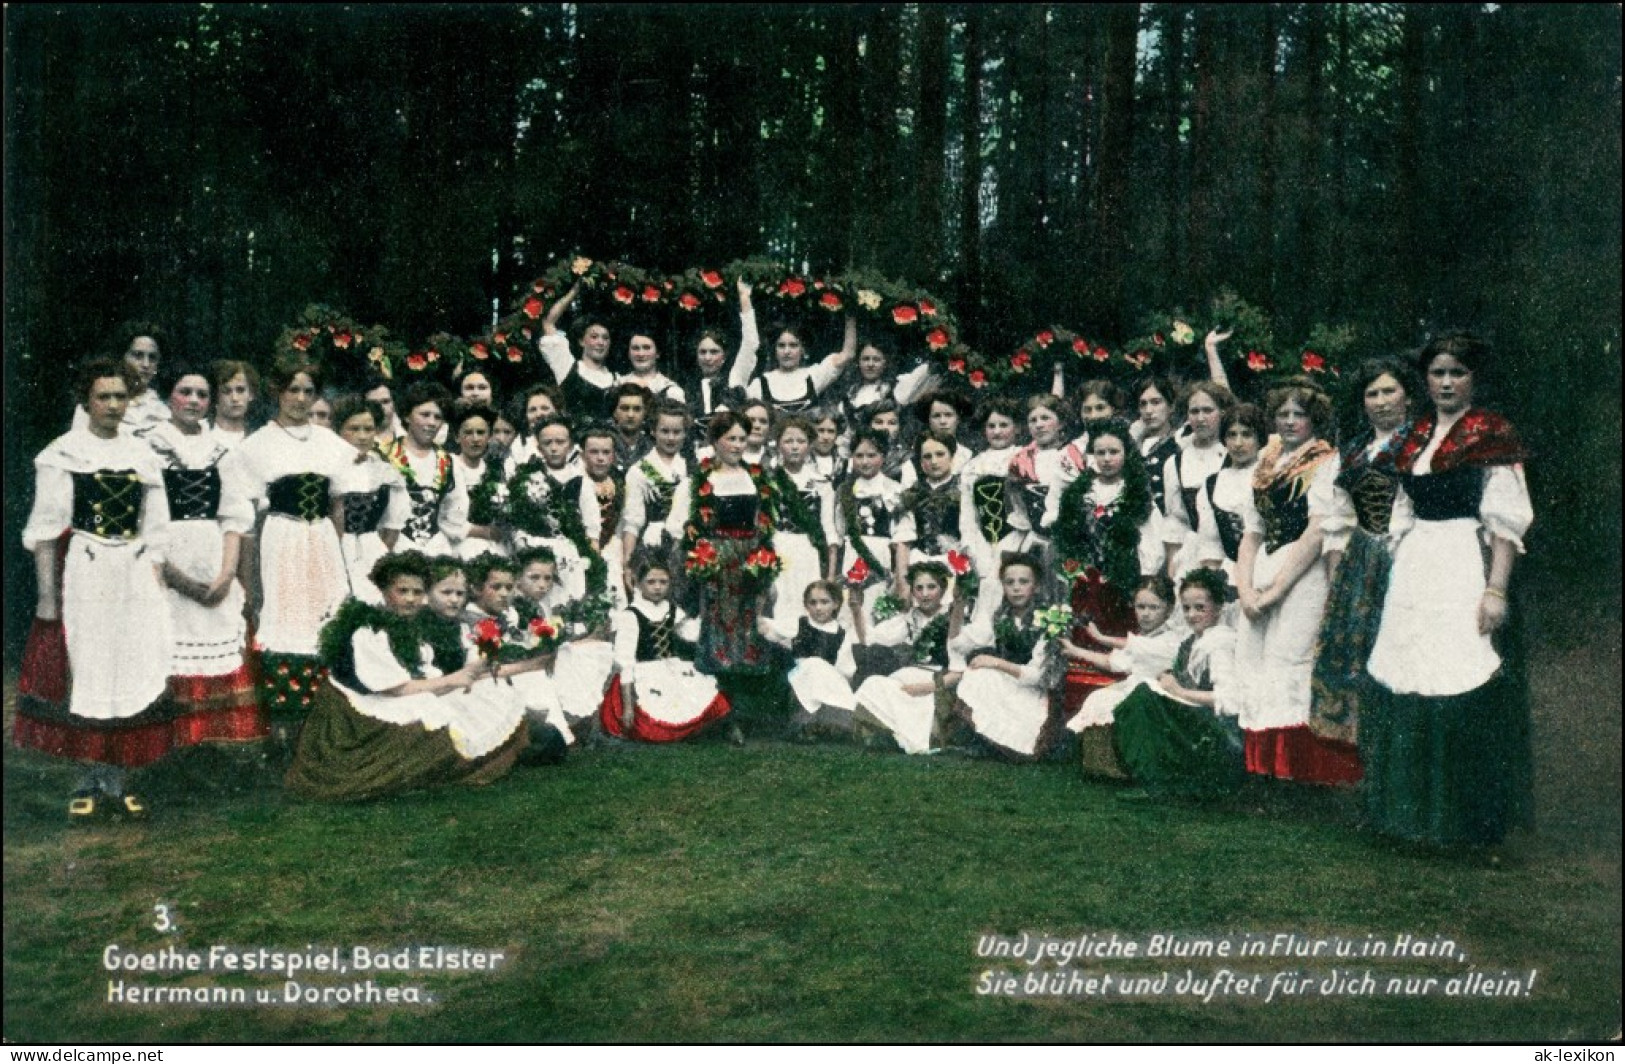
(711, 490), (761, 532)
(849, 490), (895, 538)
(266, 473), (331, 522)
(561, 364), (616, 422)
(1406, 466), (1485, 522)
(1205, 473), (1246, 563)
(1255, 476), (1311, 553)
(634, 605), (693, 662)
(342, 485), (394, 535)
(791, 618), (845, 664)
(758, 373), (817, 414)
(163, 467), (222, 522)
(972, 475), (1009, 542)
(1342, 465), (1401, 536)
(70, 469), (143, 538)
(1143, 436), (1180, 517)
(909, 479), (962, 554)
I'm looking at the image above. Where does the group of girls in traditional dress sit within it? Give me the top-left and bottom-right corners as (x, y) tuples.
(19, 304), (1534, 852)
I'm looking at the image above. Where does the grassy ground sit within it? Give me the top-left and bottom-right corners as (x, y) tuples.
(4, 596), (1619, 1043)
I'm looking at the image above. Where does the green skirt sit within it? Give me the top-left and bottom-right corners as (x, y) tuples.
(1360, 672), (1534, 847)
(1114, 685), (1245, 798)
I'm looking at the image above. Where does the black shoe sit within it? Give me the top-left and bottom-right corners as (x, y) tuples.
(519, 721), (570, 766)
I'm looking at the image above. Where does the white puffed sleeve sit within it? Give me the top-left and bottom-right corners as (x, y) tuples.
(611, 607), (641, 673)
(1480, 464), (1534, 553)
(353, 628), (422, 692)
(619, 464), (651, 539)
(1199, 627), (1239, 714)
(1135, 510), (1164, 576)
(808, 354), (845, 395)
(23, 461), (72, 551)
(1161, 453), (1191, 546)
(1315, 465), (1355, 555)
(1193, 481), (1224, 565)
(539, 332), (576, 386)
(892, 360), (934, 407)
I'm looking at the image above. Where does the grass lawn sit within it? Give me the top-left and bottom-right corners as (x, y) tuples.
(4, 594), (1619, 1043)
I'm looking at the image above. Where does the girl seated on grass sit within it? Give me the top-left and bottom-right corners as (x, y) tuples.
(851, 561), (962, 754)
(600, 561), (730, 743)
(950, 553), (1065, 762)
(1063, 575), (1184, 778)
(285, 551), (528, 802)
(757, 580), (859, 740)
(1112, 567), (1243, 799)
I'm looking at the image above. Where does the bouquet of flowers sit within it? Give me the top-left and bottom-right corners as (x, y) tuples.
(743, 547), (782, 581)
(685, 539), (721, 580)
(470, 618), (505, 677)
(946, 550), (980, 606)
(870, 592), (905, 624)
(1036, 604), (1076, 640)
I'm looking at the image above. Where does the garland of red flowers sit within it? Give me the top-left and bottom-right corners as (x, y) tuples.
(681, 457), (782, 590)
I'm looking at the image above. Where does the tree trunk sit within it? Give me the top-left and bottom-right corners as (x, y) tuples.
(913, 4), (949, 282)
(1093, 3), (1139, 338)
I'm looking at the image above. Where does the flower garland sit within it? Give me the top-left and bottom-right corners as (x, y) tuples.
(680, 457), (781, 592)
(1051, 452), (1153, 595)
(277, 304), (405, 391)
(382, 438), (454, 495)
(911, 612), (951, 668)
(836, 479), (891, 582)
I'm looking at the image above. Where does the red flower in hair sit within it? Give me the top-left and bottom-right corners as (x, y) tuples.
(891, 304), (919, 326)
(926, 327), (951, 351)
(522, 297), (543, 320)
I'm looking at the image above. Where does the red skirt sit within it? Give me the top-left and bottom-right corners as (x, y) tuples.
(1245, 725), (1363, 785)
(1061, 570), (1135, 716)
(599, 681), (731, 744)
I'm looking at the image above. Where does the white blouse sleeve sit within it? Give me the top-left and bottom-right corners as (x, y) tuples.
(1135, 511), (1164, 576)
(809, 355), (845, 395)
(380, 467), (411, 532)
(728, 308), (760, 390)
(835, 630), (857, 681)
(1193, 481), (1224, 564)
(611, 608), (640, 673)
(1202, 627), (1240, 716)
(1480, 464), (1534, 553)
(1161, 454), (1191, 545)
(817, 481), (839, 547)
(23, 461), (72, 551)
(1239, 479), (1265, 538)
(577, 476), (602, 545)
(353, 628), (419, 692)
(439, 472), (471, 545)
(866, 613), (911, 648)
(539, 332), (576, 386)
(1318, 478), (1356, 554)
(892, 361), (934, 407)
(674, 608), (702, 644)
(619, 465), (650, 539)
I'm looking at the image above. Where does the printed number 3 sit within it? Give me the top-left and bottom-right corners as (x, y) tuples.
(153, 903), (175, 933)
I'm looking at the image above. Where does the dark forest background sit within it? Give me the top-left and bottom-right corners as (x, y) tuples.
(4, 4), (1620, 660)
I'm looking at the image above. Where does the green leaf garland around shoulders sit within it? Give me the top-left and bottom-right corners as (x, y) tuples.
(319, 598), (465, 680)
(1051, 453), (1152, 595)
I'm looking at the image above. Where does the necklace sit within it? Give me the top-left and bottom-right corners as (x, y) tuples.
(275, 420), (312, 442)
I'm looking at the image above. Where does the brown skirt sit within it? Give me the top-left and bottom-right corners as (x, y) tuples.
(285, 680), (525, 803)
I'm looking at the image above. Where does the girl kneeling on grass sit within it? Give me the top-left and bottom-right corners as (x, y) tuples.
(285, 551), (528, 802)
(600, 561), (730, 743)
